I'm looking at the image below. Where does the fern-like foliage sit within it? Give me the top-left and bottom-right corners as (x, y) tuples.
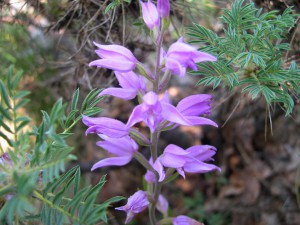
(0, 65), (116, 224)
(187, 0), (300, 115)
(38, 166), (124, 225)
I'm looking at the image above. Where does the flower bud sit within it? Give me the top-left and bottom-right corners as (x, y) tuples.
(140, 0), (160, 30)
(157, 0), (170, 18)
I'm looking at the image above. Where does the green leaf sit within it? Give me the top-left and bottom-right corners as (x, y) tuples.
(0, 104), (11, 120)
(82, 107), (102, 116)
(13, 90), (31, 100)
(11, 71), (23, 90)
(80, 89), (102, 113)
(14, 98), (30, 110)
(6, 65), (14, 91)
(0, 80), (11, 108)
(16, 119), (31, 133)
(0, 131), (13, 147)
(0, 117), (13, 133)
(64, 109), (78, 128)
(71, 88), (80, 111)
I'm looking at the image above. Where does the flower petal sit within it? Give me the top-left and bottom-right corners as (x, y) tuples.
(91, 156), (133, 170)
(186, 145), (217, 161)
(161, 103), (192, 126)
(116, 190), (149, 224)
(185, 116), (218, 127)
(126, 105), (145, 128)
(83, 116), (129, 138)
(153, 158), (166, 182)
(115, 71), (146, 91)
(176, 94), (212, 116)
(183, 160), (221, 173)
(93, 42), (137, 62)
(99, 88), (137, 100)
(192, 51), (217, 63)
(89, 59), (135, 72)
(96, 136), (138, 156)
(173, 215), (204, 225)
(140, 0), (160, 29)
(165, 57), (186, 77)
(157, 0), (170, 18)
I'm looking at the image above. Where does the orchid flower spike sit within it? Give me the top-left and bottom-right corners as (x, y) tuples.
(99, 71), (147, 100)
(157, 0), (170, 18)
(91, 135), (138, 171)
(89, 42), (138, 72)
(140, 0), (160, 30)
(163, 37), (217, 77)
(116, 190), (149, 224)
(173, 215), (204, 225)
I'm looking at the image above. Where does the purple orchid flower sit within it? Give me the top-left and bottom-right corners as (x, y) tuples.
(89, 42), (138, 72)
(176, 94), (218, 127)
(116, 190), (149, 224)
(144, 158), (166, 183)
(140, 0), (160, 29)
(163, 37), (217, 77)
(157, 0), (170, 18)
(161, 92), (218, 129)
(172, 215), (204, 225)
(99, 71), (146, 100)
(82, 115), (129, 138)
(91, 135), (138, 171)
(126, 91), (192, 133)
(159, 144), (221, 178)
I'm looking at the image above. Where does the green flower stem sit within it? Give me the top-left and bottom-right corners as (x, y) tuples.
(149, 26), (166, 225)
(153, 31), (165, 93)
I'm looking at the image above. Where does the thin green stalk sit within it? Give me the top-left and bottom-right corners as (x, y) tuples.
(153, 32), (164, 93)
(148, 27), (166, 225)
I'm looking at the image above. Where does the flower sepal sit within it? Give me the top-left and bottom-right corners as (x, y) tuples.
(136, 63), (154, 82)
(129, 128), (152, 146)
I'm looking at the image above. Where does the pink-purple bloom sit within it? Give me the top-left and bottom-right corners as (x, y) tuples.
(126, 91), (192, 133)
(116, 190), (149, 224)
(140, 0), (160, 29)
(159, 144), (221, 178)
(82, 115), (129, 138)
(161, 92), (218, 129)
(157, 0), (170, 18)
(172, 215), (204, 225)
(176, 94), (218, 127)
(163, 37), (217, 77)
(91, 135), (138, 171)
(99, 71), (146, 100)
(89, 42), (138, 72)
